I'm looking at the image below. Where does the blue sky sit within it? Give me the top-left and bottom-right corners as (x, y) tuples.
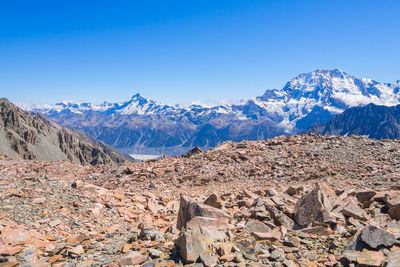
(1, 0), (399, 105)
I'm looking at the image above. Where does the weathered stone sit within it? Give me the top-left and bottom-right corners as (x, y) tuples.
(285, 186), (298, 196)
(356, 191), (376, 204)
(294, 183), (336, 228)
(119, 251), (147, 265)
(360, 225), (396, 249)
(243, 219), (271, 233)
(199, 253), (217, 267)
(251, 226), (286, 241)
(176, 228), (209, 263)
(341, 203), (368, 221)
(204, 193), (223, 209)
(219, 253), (235, 262)
(187, 216), (228, 231)
(389, 204), (400, 220)
(69, 245), (85, 256)
(177, 195), (231, 230)
(356, 250), (384, 267)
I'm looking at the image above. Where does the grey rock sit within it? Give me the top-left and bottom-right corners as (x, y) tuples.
(243, 219), (271, 233)
(360, 225), (396, 249)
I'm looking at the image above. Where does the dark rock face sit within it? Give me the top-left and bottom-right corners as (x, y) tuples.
(308, 103), (400, 139)
(0, 98), (128, 165)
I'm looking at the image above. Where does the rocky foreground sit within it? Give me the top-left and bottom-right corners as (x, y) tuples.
(2, 134), (400, 266)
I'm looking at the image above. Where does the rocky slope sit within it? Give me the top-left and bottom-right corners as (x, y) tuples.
(21, 69), (400, 155)
(1, 134), (400, 266)
(0, 98), (128, 165)
(308, 103), (400, 139)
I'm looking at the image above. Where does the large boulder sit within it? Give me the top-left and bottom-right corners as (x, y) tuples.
(177, 195), (231, 230)
(176, 196), (231, 263)
(176, 227), (210, 263)
(294, 183), (337, 228)
(344, 225), (396, 252)
(360, 225), (396, 249)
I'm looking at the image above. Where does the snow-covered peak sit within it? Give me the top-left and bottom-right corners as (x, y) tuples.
(255, 69), (400, 132)
(286, 69), (356, 93)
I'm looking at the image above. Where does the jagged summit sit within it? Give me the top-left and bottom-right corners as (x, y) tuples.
(129, 93), (148, 102)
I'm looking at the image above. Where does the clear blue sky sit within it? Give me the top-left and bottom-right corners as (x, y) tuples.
(1, 0), (399, 105)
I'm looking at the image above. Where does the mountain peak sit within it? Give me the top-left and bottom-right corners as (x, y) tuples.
(129, 93), (152, 103)
(313, 68), (345, 74)
(293, 68), (349, 81)
(131, 93), (143, 99)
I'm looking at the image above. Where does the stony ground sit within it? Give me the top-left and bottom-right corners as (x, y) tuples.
(1, 134), (400, 266)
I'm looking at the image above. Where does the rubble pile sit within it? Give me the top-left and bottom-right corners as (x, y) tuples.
(1, 134), (400, 266)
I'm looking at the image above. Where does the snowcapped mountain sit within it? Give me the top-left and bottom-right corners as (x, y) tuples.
(20, 69), (400, 155)
(256, 69), (400, 131)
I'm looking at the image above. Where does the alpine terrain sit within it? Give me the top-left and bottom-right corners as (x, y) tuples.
(21, 69), (400, 155)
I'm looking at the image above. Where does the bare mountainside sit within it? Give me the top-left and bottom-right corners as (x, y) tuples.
(0, 98), (128, 165)
(308, 103), (400, 140)
(1, 134), (400, 266)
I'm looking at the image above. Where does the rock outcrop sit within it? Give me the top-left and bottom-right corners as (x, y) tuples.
(0, 98), (128, 164)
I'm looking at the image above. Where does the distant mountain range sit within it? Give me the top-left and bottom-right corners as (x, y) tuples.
(20, 69), (400, 155)
(308, 103), (400, 139)
(0, 98), (128, 164)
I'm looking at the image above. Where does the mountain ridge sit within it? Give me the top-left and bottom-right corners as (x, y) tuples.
(307, 103), (400, 139)
(18, 69), (400, 155)
(0, 98), (129, 164)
